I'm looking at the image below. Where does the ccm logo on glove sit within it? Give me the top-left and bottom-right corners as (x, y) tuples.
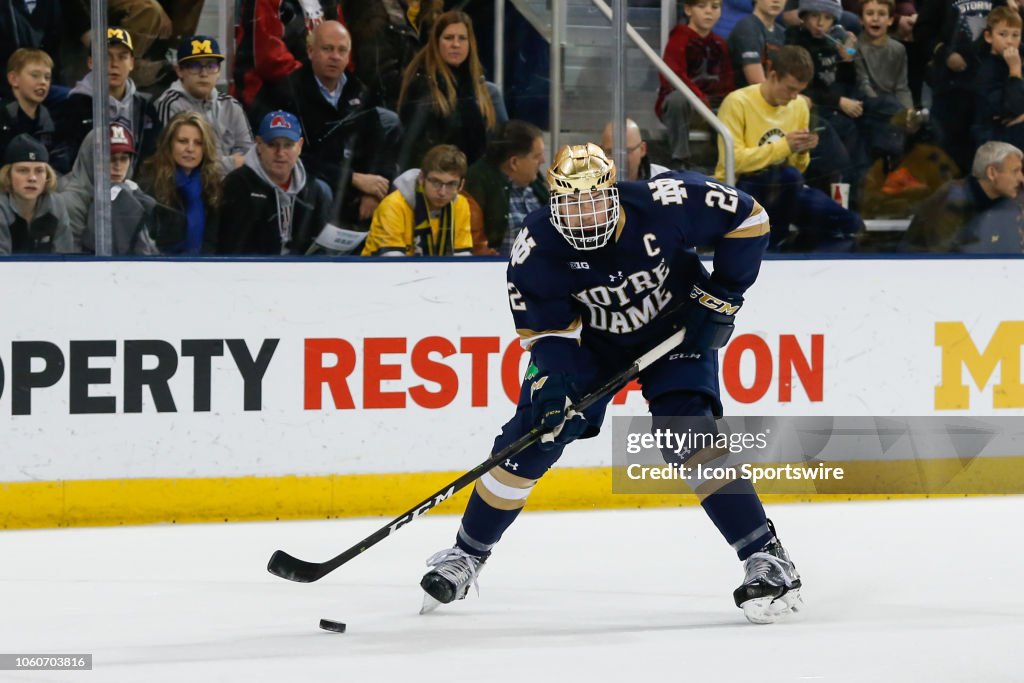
(691, 285), (741, 315)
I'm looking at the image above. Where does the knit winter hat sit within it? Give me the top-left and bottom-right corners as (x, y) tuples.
(2, 134), (49, 165)
(798, 0), (842, 20)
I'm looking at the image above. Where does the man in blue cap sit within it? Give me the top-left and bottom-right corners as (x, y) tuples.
(154, 35), (254, 174)
(218, 110), (330, 255)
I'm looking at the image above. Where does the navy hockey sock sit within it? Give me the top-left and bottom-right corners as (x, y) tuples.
(455, 488), (524, 557)
(700, 478), (773, 560)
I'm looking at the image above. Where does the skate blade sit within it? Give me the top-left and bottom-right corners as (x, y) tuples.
(420, 592), (443, 615)
(740, 588), (803, 625)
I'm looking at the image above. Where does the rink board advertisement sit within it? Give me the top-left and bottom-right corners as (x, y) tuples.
(1, 259), (1023, 527)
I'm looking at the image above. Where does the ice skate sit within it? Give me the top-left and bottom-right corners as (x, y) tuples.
(419, 547), (487, 614)
(733, 523), (802, 624)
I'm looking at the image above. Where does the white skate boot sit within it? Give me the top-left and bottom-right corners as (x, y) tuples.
(419, 547), (487, 614)
(733, 522), (803, 624)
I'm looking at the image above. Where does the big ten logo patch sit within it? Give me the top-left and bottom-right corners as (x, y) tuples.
(935, 322), (1024, 410)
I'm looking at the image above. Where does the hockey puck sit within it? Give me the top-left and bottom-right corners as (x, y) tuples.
(319, 618), (347, 633)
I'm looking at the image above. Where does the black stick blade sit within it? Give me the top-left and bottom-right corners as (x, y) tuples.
(267, 550), (327, 583)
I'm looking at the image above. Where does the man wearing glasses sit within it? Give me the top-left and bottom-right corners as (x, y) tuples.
(154, 36), (254, 174)
(361, 144), (473, 256)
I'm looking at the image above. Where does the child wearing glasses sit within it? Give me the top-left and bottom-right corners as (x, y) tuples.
(154, 36), (254, 175)
(362, 144), (473, 256)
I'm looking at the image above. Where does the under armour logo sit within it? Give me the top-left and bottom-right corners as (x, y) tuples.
(504, 459), (519, 471)
(608, 270), (624, 282)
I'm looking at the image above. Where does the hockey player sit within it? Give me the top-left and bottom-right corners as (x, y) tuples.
(419, 143), (802, 624)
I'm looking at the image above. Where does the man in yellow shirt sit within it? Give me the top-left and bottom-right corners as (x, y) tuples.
(362, 144), (473, 256)
(716, 45), (862, 250)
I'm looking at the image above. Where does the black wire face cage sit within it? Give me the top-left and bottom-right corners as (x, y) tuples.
(549, 187), (620, 251)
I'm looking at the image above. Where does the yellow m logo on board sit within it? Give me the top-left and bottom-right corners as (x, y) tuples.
(191, 39), (213, 55)
(935, 322), (1024, 409)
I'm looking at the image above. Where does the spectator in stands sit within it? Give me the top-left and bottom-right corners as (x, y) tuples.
(973, 7), (1024, 150)
(463, 119), (547, 255)
(729, 0), (787, 87)
(855, 0), (927, 193)
(78, 124), (162, 255)
(716, 45), (863, 250)
(233, 0), (341, 106)
(105, 0), (206, 88)
(716, 0), (764, 41)
(600, 119), (671, 180)
(891, 0), (922, 106)
(57, 129), (96, 250)
(904, 141), (1024, 251)
(58, 27), (162, 164)
(1, 48), (69, 174)
(250, 21), (398, 231)
(219, 110), (330, 255)
(657, 0), (735, 167)
(362, 143), (472, 256)
(0, 134), (71, 255)
(0, 0), (62, 99)
(138, 110), (221, 254)
(398, 11), (504, 170)
(913, 0), (991, 173)
(782, 0), (863, 32)
(341, 0), (443, 110)
(786, 0), (868, 204)
(154, 36), (253, 175)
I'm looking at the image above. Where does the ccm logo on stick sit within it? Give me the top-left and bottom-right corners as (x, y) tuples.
(387, 487), (457, 533)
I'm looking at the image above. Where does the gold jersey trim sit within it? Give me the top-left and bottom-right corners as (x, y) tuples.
(517, 318), (583, 349)
(724, 200), (770, 239)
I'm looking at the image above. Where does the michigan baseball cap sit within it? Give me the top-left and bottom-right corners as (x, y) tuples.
(110, 124), (135, 155)
(107, 27), (134, 53)
(257, 111), (302, 142)
(177, 35), (224, 64)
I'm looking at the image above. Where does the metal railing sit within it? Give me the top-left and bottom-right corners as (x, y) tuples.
(496, 0), (735, 184)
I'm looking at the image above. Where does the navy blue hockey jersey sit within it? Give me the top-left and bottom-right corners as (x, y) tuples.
(507, 170), (769, 352)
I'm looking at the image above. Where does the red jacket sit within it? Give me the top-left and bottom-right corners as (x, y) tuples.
(655, 23), (735, 118)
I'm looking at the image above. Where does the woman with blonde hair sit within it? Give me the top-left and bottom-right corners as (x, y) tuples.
(397, 10), (506, 170)
(140, 110), (222, 254)
(0, 134), (72, 255)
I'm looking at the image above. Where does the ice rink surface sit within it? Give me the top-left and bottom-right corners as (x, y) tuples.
(1, 497), (1020, 682)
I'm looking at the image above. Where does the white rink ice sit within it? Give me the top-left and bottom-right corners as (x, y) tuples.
(1, 497), (1021, 682)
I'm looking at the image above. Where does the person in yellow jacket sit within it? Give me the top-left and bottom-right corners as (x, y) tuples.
(361, 144), (474, 256)
(715, 45), (862, 251)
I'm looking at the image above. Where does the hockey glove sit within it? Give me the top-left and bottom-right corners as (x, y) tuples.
(680, 279), (743, 352)
(529, 372), (588, 451)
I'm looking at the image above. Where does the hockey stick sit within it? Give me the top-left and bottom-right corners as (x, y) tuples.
(267, 325), (687, 583)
